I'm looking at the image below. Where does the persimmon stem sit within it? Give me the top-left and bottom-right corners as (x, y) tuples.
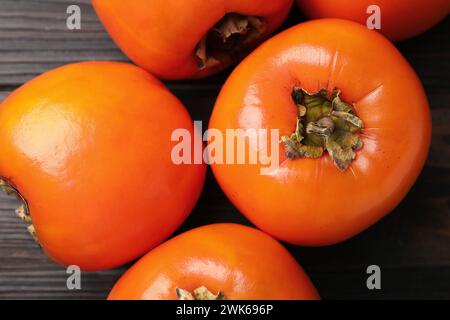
(281, 87), (364, 171)
(195, 13), (266, 70)
(176, 286), (225, 300)
(0, 178), (38, 244)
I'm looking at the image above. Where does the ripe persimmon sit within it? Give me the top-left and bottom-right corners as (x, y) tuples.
(108, 223), (320, 300)
(92, 0), (293, 79)
(209, 20), (431, 246)
(0, 62), (206, 271)
(296, 0), (450, 41)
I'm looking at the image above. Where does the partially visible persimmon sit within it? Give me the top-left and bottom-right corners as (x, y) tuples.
(92, 0), (293, 79)
(296, 0), (450, 41)
(0, 61), (206, 271)
(108, 223), (320, 300)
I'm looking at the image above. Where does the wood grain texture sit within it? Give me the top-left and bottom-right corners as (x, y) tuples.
(0, 0), (449, 300)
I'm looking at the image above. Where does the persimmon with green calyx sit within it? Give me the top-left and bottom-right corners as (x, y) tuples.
(281, 87), (364, 171)
(0, 61), (206, 271)
(208, 19), (432, 246)
(108, 224), (320, 300)
(92, 0), (293, 80)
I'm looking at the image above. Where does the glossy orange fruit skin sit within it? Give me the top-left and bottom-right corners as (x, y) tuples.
(92, 0), (293, 80)
(296, 0), (450, 41)
(0, 62), (206, 271)
(209, 20), (431, 246)
(108, 223), (320, 300)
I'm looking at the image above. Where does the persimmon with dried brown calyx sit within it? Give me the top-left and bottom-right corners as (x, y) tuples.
(92, 0), (293, 79)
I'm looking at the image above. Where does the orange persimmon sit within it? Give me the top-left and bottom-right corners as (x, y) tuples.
(0, 62), (205, 271)
(209, 19), (431, 246)
(296, 0), (450, 41)
(92, 0), (293, 79)
(108, 223), (320, 300)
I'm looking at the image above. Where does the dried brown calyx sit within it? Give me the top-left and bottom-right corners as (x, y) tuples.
(0, 178), (38, 243)
(176, 286), (225, 300)
(281, 87), (364, 171)
(195, 13), (267, 70)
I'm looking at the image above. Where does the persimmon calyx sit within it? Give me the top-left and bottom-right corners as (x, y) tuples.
(0, 178), (38, 244)
(15, 204), (31, 223)
(176, 286), (225, 300)
(195, 13), (266, 70)
(281, 87), (364, 171)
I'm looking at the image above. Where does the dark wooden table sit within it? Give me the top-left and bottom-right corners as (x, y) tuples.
(0, 0), (449, 300)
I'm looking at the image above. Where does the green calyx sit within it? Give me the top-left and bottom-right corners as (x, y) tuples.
(0, 178), (31, 222)
(176, 286), (225, 300)
(0, 178), (38, 243)
(281, 87), (364, 171)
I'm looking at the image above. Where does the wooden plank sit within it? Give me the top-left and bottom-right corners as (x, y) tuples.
(0, 0), (126, 85)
